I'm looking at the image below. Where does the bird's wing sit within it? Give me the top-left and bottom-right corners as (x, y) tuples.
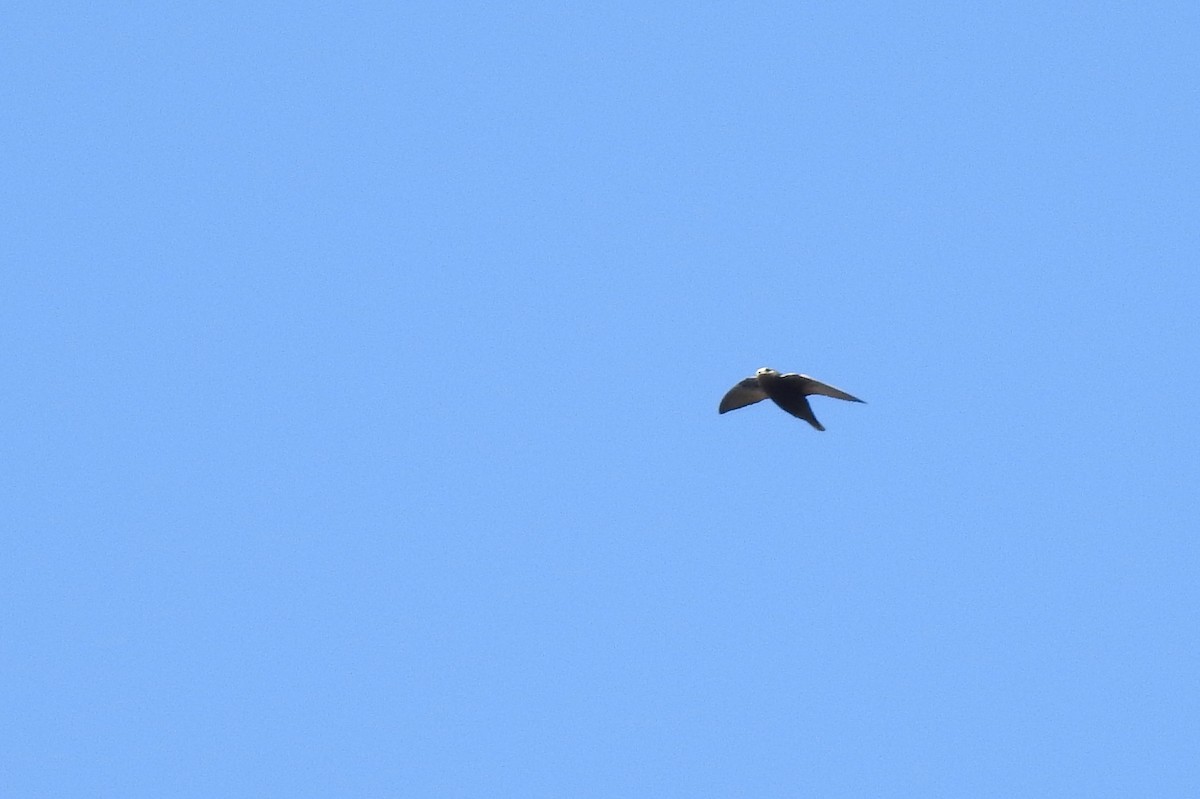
(783, 374), (865, 403)
(765, 386), (825, 430)
(718, 377), (768, 413)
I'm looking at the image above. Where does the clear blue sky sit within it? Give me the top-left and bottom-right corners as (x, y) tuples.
(5, 2), (1199, 796)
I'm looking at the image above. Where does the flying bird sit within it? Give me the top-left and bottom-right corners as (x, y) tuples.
(719, 367), (865, 431)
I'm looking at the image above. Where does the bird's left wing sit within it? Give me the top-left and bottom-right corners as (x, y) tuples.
(784, 374), (865, 403)
(718, 377), (768, 413)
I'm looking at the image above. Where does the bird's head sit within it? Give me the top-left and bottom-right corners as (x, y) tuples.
(755, 367), (777, 377)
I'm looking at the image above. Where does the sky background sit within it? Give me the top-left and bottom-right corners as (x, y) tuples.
(4, 2), (1199, 796)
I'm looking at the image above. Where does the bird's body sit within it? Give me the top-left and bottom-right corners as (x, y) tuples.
(719, 367), (864, 431)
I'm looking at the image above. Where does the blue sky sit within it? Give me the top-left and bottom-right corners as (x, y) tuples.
(4, 2), (1199, 796)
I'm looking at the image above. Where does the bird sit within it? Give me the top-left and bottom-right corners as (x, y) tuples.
(719, 367), (865, 431)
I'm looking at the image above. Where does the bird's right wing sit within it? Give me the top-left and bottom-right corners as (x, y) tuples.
(718, 378), (768, 413)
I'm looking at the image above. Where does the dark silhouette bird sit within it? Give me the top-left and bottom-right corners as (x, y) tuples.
(719, 367), (865, 431)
